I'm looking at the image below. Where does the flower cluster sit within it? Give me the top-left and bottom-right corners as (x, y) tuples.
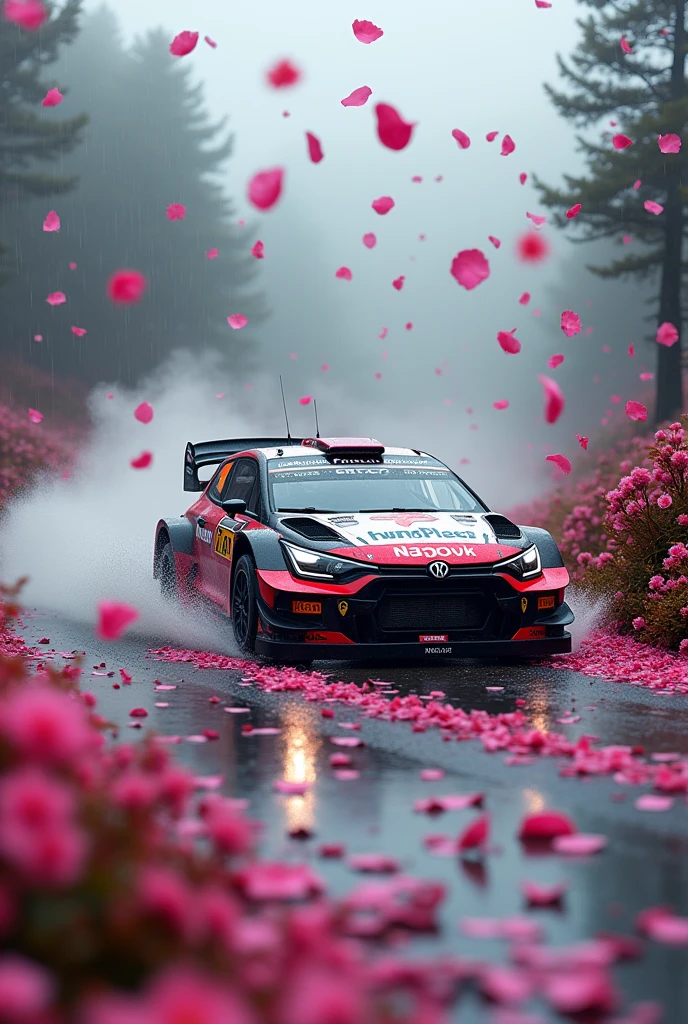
(0, 402), (75, 512)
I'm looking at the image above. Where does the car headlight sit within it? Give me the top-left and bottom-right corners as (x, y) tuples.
(495, 544), (542, 580)
(281, 542), (369, 580)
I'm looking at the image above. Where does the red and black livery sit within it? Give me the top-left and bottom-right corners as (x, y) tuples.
(153, 436), (574, 662)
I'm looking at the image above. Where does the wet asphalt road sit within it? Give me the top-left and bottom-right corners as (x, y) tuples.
(19, 609), (688, 1023)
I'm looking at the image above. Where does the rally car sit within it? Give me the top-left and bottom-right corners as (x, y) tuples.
(153, 436), (574, 661)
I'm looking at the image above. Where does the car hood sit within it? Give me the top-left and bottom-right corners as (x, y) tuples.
(307, 511), (523, 566)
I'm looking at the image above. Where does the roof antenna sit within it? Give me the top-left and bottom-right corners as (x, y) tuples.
(279, 375), (292, 441)
(313, 397), (321, 438)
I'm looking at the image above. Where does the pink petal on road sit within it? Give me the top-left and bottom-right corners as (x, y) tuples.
(519, 811), (576, 840)
(635, 794), (673, 812)
(552, 833), (607, 855)
(457, 813), (490, 852)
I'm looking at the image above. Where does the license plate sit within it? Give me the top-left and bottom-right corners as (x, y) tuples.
(538, 595), (555, 610)
(419, 634), (448, 642)
(292, 600), (322, 615)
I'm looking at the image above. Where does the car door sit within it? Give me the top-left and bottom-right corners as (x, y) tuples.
(191, 460), (236, 604)
(202, 457), (261, 610)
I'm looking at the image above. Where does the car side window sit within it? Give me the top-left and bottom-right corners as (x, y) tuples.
(225, 459), (259, 513)
(208, 461), (234, 503)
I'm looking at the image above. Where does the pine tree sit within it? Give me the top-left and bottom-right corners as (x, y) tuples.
(0, 9), (261, 386)
(535, 1), (688, 424)
(0, 0), (87, 277)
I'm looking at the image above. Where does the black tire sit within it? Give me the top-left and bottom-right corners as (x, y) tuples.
(231, 554), (259, 653)
(158, 542), (178, 601)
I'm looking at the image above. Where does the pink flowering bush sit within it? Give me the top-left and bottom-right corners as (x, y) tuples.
(0, 594), (448, 1023)
(0, 402), (76, 512)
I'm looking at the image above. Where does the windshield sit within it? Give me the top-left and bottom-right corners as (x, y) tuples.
(268, 455), (485, 513)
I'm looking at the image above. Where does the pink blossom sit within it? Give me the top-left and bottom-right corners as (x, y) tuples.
(657, 494), (673, 509)
(0, 684), (94, 765)
(0, 956), (53, 1017)
(632, 617), (646, 630)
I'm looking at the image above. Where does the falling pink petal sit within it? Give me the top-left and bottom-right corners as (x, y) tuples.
(633, 179), (642, 189)
(28, 408), (43, 423)
(450, 249), (490, 290)
(43, 210), (60, 232)
(335, 267), (352, 281)
(70, 326), (87, 337)
(493, 400), (509, 410)
(352, 19), (383, 43)
(379, 327), (388, 339)
(546, 453), (571, 474)
(362, 232), (376, 249)
(166, 203), (186, 221)
(341, 85), (372, 107)
(204, 35), (217, 48)
(206, 248), (219, 260)
(299, 396), (312, 406)
(169, 31), (198, 57)
(486, 131), (499, 142)
(623, 234), (632, 244)
(639, 909), (688, 946)
(227, 314), (248, 330)
(372, 196), (394, 215)
(250, 240), (265, 260)
(517, 231), (550, 263)
(134, 401), (153, 424)
(526, 211), (546, 227)
(519, 172), (528, 184)
(46, 291), (66, 306)
(625, 400), (647, 421)
(519, 292), (531, 305)
(548, 353), (564, 368)
(576, 435), (589, 449)
(538, 374), (565, 424)
(375, 103), (415, 151)
(535, 0), (552, 7)
(500, 134), (515, 156)
(497, 328), (521, 355)
(620, 35), (633, 53)
(411, 175), (422, 183)
(452, 128), (471, 149)
(392, 275), (405, 290)
(644, 200), (664, 215)
(657, 321), (679, 346)
(321, 364), (329, 371)
(457, 813), (490, 851)
(33, 335), (42, 342)
(612, 133), (633, 149)
(561, 310), (581, 337)
(130, 451), (153, 470)
(522, 881), (566, 905)
(41, 87), (63, 107)
(97, 600), (139, 640)
(247, 168), (284, 211)
(640, 372), (654, 381)
(488, 235), (501, 249)
(420, 768), (444, 781)
(305, 131), (324, 163)
(3, 0), (46, 29)
(553, 833), (607, 856)
(635, 794), (673, 812)
(69, 261), (77, 270)
(108, 269), (146, 304)
(405, 322), (413, 330)
(266, 59), (301, 88)
(658, 133), (681, 154)
(566, 203), (582, 219)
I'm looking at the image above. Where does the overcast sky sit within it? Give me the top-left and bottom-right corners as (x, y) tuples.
(70, 0), (651, 507)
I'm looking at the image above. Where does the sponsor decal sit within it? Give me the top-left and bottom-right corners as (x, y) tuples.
(292, 600), (322, 615)
(538, 595), (555, 610)
(424, 646), (452, 655)
(337, 600), (349, 616)
(368, 527), (477, 542)
(512, 626), (546, 640)
(329, 516), (359, 527)
(305, 632), (328, 643)
(521, 596), (528, 614)
(393, 545), (476, 559)
(330, 456), (382, 464)
(213, 525), (234, 561)
(369, 512), (438, 527)
(195, 523), (212, 544)
(419, 634), (449, 642)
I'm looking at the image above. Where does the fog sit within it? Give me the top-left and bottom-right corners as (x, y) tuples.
(5, 0), (654, 507)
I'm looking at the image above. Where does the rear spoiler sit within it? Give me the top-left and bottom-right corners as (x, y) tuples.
(184, 437), (303, 491)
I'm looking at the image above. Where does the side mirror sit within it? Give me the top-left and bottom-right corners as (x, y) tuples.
(221, 498), (247, 517)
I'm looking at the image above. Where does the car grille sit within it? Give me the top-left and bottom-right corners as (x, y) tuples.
(377, 593), (487, 631)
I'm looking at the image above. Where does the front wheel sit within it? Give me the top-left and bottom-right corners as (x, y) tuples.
(231, 554), (258, 653)
(158, 542), (178, 601)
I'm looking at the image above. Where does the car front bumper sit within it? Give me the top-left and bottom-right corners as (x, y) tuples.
(254, 632), (572, 661)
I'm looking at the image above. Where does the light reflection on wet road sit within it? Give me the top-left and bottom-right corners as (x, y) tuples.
(21, 610), (688, 1022)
